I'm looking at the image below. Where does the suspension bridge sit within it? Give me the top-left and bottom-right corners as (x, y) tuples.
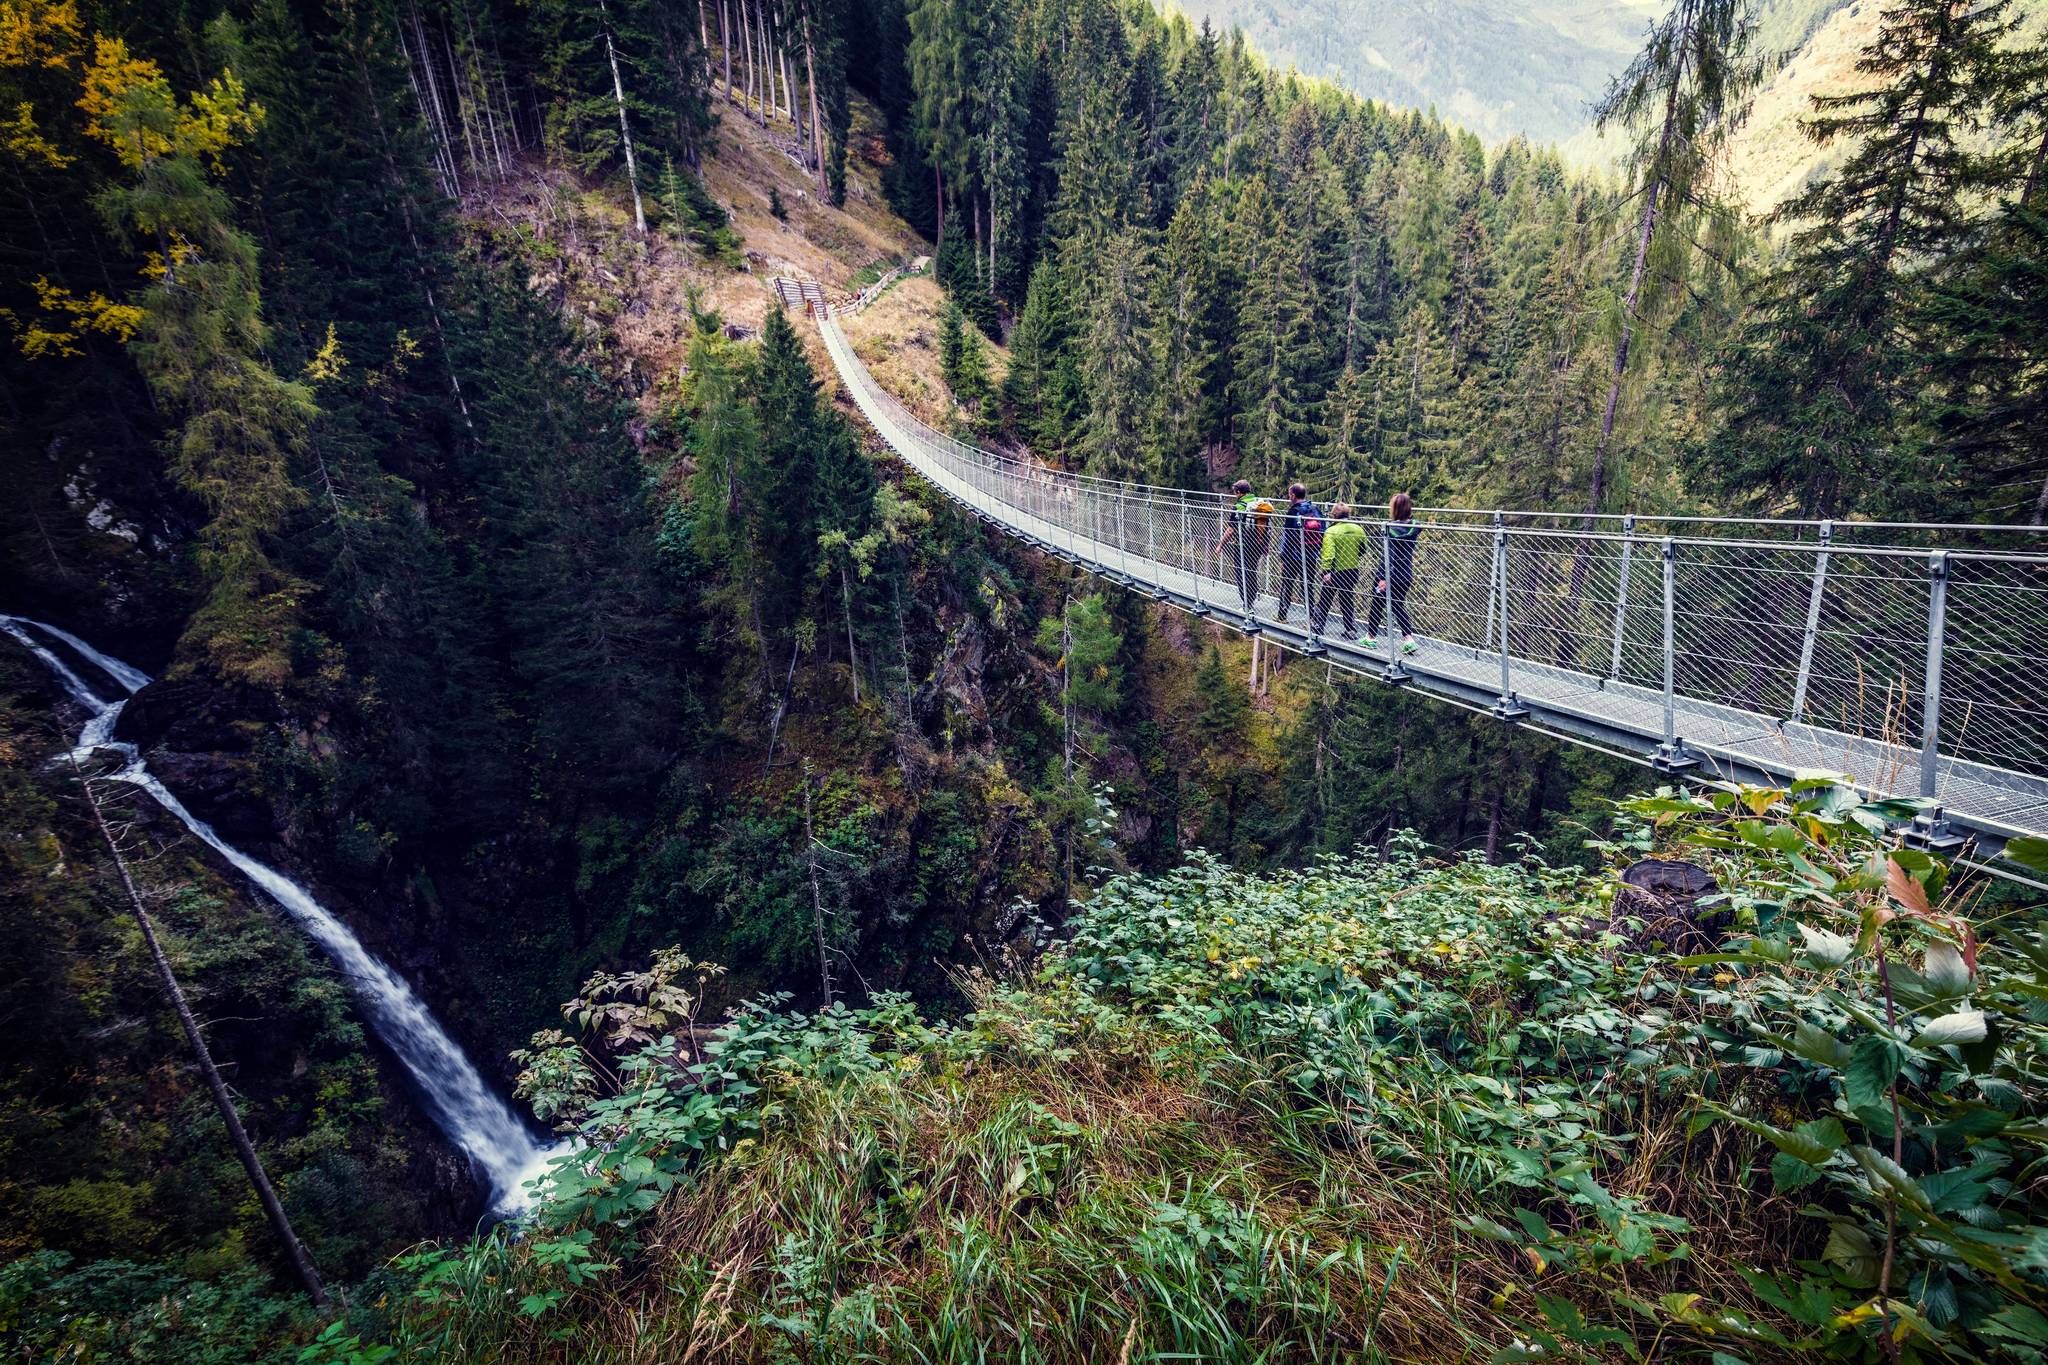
(797, 292), (2048, 857)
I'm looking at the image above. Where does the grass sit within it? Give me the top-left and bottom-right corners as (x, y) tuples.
(374, 779), (2048, 1363)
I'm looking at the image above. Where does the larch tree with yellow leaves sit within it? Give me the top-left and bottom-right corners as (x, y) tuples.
(78, 29), (315, 684)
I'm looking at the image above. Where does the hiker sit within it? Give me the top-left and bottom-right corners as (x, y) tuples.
(1275, 482), (1324, 623)
(1216, 479), (1274, 613)
(1314, 502), (1368, 639)
(1365, 491), (1421, 653)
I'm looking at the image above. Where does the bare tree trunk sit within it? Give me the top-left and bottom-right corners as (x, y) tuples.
(721, 0), (733, 102)
(738, 0), (755, 116)
(77, 767), (328, 1308)
(597, 0), (647, 234)
(802, 761), (834, 1007)
(805, 24), (827, 195)
(753, 0), (772, 124)
(841, 563), (860, 703)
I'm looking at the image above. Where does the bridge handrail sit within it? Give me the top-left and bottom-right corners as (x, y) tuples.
(820, 309), (2048, 553)
(819, 312), (2048, 846)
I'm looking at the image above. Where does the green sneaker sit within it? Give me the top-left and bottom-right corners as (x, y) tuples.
(1359, 635), (1379, 649)
(1402, 636), (1418, 654)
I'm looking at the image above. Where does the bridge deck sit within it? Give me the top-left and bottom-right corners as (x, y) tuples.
(814, 313), (2048, 847)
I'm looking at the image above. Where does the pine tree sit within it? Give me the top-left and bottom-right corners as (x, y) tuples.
(1230, 181), (1326, 487)
(1001, 260), (1082, 459)
(82, 33), (313, 685)
(1713, 0), (2012, 516)
(1166, 18), (1222, 198)
(1584, 0), (1761, 518)
(1151, 187), (1222, 488)
(1080, 227), (1158, 481)
(455, 268), (684, 793)
(1923, 24), (2048, 520)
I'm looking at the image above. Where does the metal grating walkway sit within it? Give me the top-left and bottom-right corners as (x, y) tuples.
(807, 304), (2048, 852)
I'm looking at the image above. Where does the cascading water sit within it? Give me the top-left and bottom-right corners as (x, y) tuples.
(0, 613), (560, 1215)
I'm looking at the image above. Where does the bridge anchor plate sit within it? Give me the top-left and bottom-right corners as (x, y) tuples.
(1901, 807), (1967, 853)
(1652, 741), (1701, 774)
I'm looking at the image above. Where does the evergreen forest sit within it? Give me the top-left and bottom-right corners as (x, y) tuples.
(1, 0), (2046, 1360)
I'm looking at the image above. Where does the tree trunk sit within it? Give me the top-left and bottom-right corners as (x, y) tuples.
(77, 766), (328, 1308)
(753, 0), (771, 123)
(805, 25), (827, 195)
(721, 0), (733, 101)
(801, 762), (834, 1006)
(841, 563), (860, 704)
(597, 0), (647, 234)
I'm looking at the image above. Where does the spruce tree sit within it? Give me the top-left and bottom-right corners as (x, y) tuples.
(1080, 227), (1159, 482)
(1584, 0), (1761, 519)
(1002, 261), (1082, 459)
(1151, 188), (1221, 487)
(84, 34), (312, 684)
(1713, 0), (2012, 516)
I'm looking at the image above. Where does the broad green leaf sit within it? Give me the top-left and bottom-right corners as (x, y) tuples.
(1911, 1010), (1986, 1050)
(1797, 922), (1853, 967)
(2003, 835), (2048, 877)
(1843, 1036), (1903, 1114)
(1921, 941), (1971, 996)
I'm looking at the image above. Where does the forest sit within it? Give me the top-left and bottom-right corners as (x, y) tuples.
(1, 0), (2045, 1360)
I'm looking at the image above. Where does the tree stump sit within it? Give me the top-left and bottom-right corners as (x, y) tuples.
(1613, 858), (1727, 954)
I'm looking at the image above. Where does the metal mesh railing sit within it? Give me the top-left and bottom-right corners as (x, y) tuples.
(817, 312), (2048, 841)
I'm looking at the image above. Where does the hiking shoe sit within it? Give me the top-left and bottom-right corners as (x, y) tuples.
(1402, 635), (1418, 654)
(1359, 635), (1379, 648)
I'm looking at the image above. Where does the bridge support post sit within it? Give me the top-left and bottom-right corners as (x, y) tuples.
(1905, 550), (1964, 851)
(1491, 524), (1526, 718)
(1789, 520), (1832, 723)
(1654, 536), (1698, 772)
(1302, 548), (1324, 655)
(1608, 516), (1635, 681)
(1381, 525), (1411, 684)
(1186, 496), (1208, 616)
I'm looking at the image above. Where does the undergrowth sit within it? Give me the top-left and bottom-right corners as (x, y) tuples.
(371, 778), (2047, 1362)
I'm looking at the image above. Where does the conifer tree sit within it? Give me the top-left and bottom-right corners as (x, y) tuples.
(1713, 0), (2012, 516)
(1584, 0), (1760, 518)
(1230, 184), (1324, 486)
(1002, 260), (1082, 459)
(1151, 187), (1222, 488)
(83, 31), (313, 684)
(1081, 226), (1158, 481)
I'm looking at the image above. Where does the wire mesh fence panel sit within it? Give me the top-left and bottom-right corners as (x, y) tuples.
(1411, 526), (1496, 653)
(1798, 549), (1931, 753)
(1667, 539), (1828, 721)
(1941, 554), (2048, 779)
(816, 313), (2048, 839)
(1498, 530), (1631, 676)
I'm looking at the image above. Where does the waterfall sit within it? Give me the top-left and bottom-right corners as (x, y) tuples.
(1, 614), (561, 1215)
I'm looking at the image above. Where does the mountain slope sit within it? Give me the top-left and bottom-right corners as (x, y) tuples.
(1164, 0), (1662, 145)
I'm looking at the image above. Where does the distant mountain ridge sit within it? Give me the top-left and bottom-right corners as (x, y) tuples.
(1164, 0), (1664, 146)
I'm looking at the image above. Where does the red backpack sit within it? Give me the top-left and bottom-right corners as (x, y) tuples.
(1296, 501), (1325, 555)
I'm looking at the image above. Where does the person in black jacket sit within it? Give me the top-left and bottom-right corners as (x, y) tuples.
(1364, 492), (1421, 652)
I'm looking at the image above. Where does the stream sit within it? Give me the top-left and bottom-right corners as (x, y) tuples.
(0, 614), (560, 1216)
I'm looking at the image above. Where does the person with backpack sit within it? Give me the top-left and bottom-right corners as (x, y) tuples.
(1275, 482), (1324, 623)
(1314, 503), (1368, 639)
(1215, 479), (1274, 613)
(1364, 491), (1421, 653)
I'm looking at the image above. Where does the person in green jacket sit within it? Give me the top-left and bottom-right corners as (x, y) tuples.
(1314, 503), (1369, 639)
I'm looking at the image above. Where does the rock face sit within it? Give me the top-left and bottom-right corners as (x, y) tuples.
(117, 674), (283, 840)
